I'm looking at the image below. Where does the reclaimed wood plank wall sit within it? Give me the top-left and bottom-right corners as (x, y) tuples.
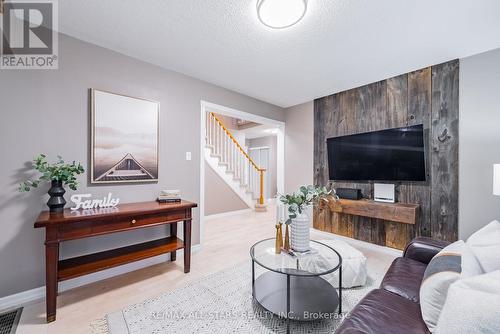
(313, 60), (459, 249)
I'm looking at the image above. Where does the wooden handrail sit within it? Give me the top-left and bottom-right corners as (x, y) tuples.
(210, 112), (265, 172)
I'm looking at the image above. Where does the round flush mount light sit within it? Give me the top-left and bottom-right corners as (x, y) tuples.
(257, 0), (308, 29)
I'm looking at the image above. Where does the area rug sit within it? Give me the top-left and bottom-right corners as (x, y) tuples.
(91, 262), (383, 334)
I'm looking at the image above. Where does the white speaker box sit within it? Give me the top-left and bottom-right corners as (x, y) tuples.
(374, 183), (395, 203)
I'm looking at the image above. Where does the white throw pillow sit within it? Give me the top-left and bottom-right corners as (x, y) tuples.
(466, 220), (500, 273)
(461, 242), (484, 278)
(420, 240), (483, 332)
(435, 270), (500, 334)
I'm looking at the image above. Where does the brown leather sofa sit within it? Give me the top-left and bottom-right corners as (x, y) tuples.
(336, 237), (450, 334)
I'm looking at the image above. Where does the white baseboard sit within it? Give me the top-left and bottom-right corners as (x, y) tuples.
(311, 228), (403, 257)
(0, 244), (202, 312)
(204, 208), (252, 220)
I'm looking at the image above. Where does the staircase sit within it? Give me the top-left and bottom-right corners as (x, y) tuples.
(205, 112), (267, 212)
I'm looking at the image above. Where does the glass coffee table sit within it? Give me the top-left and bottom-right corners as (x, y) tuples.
(250, 238), (342, 324)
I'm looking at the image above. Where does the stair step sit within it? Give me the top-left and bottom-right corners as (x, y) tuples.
(205, 144), (215, 150)
(210, 154), (222, 158)
(219, 162), (229, 166)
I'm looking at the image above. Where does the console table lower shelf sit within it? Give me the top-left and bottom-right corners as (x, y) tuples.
(57, 236), (185, 281)
(34, 200), (197, 322)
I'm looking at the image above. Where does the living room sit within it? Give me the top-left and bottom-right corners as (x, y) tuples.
(0, 1), (499, 333)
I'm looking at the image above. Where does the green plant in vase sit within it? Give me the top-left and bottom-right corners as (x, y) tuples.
(19, 154), (85, 212)
(278, 185), (336, 252)
(279, 185), (333, 224)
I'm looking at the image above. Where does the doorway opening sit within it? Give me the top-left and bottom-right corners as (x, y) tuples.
(199, 101), (285, 244)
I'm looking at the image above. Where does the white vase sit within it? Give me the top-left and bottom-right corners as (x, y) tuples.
(290, 212), (310, 252)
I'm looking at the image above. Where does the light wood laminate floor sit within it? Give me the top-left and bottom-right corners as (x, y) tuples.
(16, 205), (398, 333)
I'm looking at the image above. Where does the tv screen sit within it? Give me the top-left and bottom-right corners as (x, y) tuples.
(327, 124), (426, 181)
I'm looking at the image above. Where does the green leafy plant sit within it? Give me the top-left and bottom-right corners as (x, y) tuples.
(278, 185), (336, 224)
(19, 154), (85, 192)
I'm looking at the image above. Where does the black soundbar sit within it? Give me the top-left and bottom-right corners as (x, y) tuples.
(336, 188), (363, 200)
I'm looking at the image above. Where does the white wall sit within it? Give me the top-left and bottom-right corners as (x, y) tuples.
(459, 48), (500, 239)
(204, 162), (248, 215)
(284, 101), (314, 193)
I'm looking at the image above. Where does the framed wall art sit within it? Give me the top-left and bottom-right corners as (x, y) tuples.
(90, 89), (159, 184)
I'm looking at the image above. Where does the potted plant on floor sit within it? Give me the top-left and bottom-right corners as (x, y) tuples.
(19, 154), (85, 213)
(279, 185), (336, 252)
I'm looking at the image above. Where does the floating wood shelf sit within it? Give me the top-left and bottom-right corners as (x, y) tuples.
(58, 236), (184, 281)
(325, 199), (419, 225)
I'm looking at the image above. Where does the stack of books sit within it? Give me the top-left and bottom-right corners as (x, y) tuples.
(157, 190), (181, 203)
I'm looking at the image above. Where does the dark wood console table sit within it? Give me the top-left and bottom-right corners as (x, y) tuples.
(34, 200), (197, 322)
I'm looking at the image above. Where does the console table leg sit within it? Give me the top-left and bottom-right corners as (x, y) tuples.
(170, 223), (177, 262)
(45, 241), (59, 323)
(183, 219), (191, 273)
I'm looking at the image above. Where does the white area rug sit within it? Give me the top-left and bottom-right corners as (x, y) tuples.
(91, 262), (384, 334)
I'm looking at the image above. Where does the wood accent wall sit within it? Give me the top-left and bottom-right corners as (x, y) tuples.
(313, 60), (459, 250)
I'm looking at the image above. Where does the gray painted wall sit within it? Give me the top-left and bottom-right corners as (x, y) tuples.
(459, 48), (500, 239)
(247, 136), (278, 198)
(0, 34), (284, 297)
(204, 162), (248, 216)
(284, 102), (314, 193)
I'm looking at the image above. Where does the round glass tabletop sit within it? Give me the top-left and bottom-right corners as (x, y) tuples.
(250, 238), (342, 277)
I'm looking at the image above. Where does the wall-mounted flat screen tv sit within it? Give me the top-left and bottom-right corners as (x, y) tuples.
(327, 124), (426, 181)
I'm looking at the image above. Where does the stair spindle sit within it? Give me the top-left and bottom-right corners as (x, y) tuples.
(210, 114), (213, 146)
(208, 113), (211, 146)
(211, 114), (215, 147)
(218, 122), (222, 156)
(233, 142), (236, 173)
(225, 134), (229, 164)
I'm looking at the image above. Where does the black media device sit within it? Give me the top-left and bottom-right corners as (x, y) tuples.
(327, 124), (426, 181)
(336, 188), (363, 200)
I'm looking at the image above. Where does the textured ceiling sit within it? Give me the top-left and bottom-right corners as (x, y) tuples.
(59, 0), (500, 107)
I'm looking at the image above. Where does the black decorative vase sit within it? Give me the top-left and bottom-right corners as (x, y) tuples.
(47, 180), (66, 213)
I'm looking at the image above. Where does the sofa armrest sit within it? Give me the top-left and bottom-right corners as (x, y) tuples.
(403, 237), (450, 264)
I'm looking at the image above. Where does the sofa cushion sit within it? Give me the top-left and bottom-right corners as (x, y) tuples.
(420, 240), (464, 332)
(380, 257), (427, 303)
(435, 270), (500, 334)
(466, 220), (500, 273)
(336, 289), (430, 334)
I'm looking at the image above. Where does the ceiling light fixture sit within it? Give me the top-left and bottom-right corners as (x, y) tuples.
(257, 0), (308, 29)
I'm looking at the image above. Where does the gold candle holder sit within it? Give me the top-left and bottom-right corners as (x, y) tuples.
(275, 224), (282, 254)
(279, 222), (283, 249)
(284, 224), (290, 251)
